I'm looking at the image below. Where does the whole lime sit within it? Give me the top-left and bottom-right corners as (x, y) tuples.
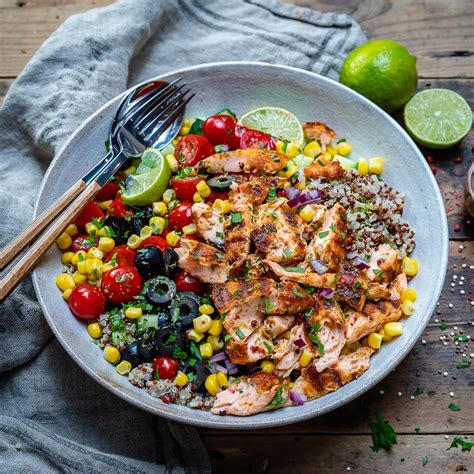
(340, 40), (418, 113)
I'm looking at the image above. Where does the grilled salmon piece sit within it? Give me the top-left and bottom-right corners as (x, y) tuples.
(192, 202), (225, 245)
(262, 315), (295, 339)
(199, 149), (288, 175)
(226, 326), (274, 364)
(273, 323), (308, 377)
(211, 372), (284, 416)
(291, 347), (374, 401)
(335, 262), (368, 311)
(304, 160), (345, 180)
(366, 283), (392, 301)
(176, 239), (229, 284)
(303, 121), (336, 151)
(366, 244), (402, 284)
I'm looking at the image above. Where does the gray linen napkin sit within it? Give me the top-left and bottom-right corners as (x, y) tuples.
(0, 0), (365, 471)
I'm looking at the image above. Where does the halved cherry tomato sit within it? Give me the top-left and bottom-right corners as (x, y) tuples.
(239, 128), (275, 150)
(171, 176), (206, 202)
(174, 270), (205, 294)
(71, 234), (98, 252)
(101, 266), (142, 304)
(152, 355), (179, 380)
(174, 134), (214, 168)
(207, 190), (229, 205)
(203, 114), (240, 149)
(105, 245), (136, 266)
(69, 283), (105, 320)
(96, 182), (120, 201)
(168, 203), (193, 231)
(107, 195), (132, 218)
(138, 236), (168, 253)
(75, 201), (104, 229)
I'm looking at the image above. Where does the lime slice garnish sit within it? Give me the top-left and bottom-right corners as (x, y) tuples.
(404, 89), (472, 149)
(238, 107), (304, 145)
(122, 148), (170, 206)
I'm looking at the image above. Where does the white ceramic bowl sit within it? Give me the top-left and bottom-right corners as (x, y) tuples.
(32, 62), (448, 429)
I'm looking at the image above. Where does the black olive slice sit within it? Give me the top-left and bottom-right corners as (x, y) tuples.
(134, 247), (164, 278)
(154, 323), (185, 357)
(145, 276), (176, 305)
(168, 292), (199, 325)
(121, 341), (142, 368)
(103, 215), (129, 244)
(163, 248), (179, 277)
(207, 174), (236, 191)
(137, 337), (158, 362)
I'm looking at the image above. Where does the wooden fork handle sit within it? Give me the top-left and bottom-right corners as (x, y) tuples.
(0, 179), (87, 271)
(0, 181), (101, 303)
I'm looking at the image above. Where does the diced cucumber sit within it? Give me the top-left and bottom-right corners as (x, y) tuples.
(160, 143), (175, 156)
(136, 314), (159, 333)
(216, 108), (237, 119)
(333, 154), (357, 170)
(293, 154), (314, 170)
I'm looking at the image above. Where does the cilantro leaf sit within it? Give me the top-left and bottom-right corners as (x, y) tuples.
(230, 212), (242, 224)
(422, 455), (429, 467)
(267, 387), (287, 410)
(448, 403), (460, 411)
(189, 118), (204, 135)
(368, 408), (398, 452)
(448, 438), (474, 452)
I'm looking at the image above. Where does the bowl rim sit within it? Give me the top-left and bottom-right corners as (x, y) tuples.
(32, 61), (449, 429)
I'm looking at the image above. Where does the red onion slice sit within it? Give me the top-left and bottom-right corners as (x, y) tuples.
(310, 259), (328, 275)
(285, 186), (301, 200)
(289, 390), (307, 406)
(294, 338), (306, 348)
(320, 288), (335, 299)
(352, 255), (370, 270)
(209, 352), (228, 363)
(287, 190), (321, 209)
(208, 362), (228, 374)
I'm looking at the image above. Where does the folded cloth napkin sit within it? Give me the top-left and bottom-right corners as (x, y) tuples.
(0, 0), (365, 471)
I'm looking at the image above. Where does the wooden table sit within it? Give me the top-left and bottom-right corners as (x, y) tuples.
(1, 0), (472, 471)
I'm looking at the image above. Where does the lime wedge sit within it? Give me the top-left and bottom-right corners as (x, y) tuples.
(404, 89), (472, 149)
(238, 107), (304, 145)
(122, 148), (170, 206)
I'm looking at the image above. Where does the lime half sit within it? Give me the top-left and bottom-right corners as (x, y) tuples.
(404, 89), (472, 149)
(122, 148), (170, 206)
(238, 107), (304, 145)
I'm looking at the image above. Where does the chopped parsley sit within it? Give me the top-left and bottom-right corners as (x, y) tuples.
(283, 247), (292, 258)
(230, 212), (242, 224)
(439, 322), (448, 330)
(329, 224), (338, 233)
(215, 252), (225, 260)
(448, 438), (474, 452)
(263, 296), (274, 314)
(284, 266), (305, 273)
(373, 269), (385, 278)
(263, 341), (273, 353)
(224, 334), (232, 342)
(235, 329), (245, 340)
(189, 341), (202, 360)
(353, 281), (362, 289)
(308, 323), (324, 355)
(292, 287), (303, 299)
(173, 347), (188, 359)
(189, 118), (204, 135)
(412, 388), (423, 397)
(216, 231), (225, 240)
(233, 289), (242, 297)
(368, 408), (398, 452)
(267, 387), (287, 410)
(267, 187), (277, 201)
(422, 455), (429, 467)
(448, 403), (460, 411)
(318, 230), (329, 238)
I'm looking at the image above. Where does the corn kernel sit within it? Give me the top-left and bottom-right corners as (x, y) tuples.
(183, 119), (192, 128)
(299, 349), (313, 368)
(182, 223), (197, 235)
(56, 232), (72, 250)
(76, 260), (88, 274)
(55, 273), (75, 291)
(402, 257), (418, 276)
(127, 234), (142, 249)
(123, 166), (136, 177)
(71, 251), (87, 267)
(149, 216), (165, 234)
(384, 322), (403, 337)
(72, 271), (87, 284)
(319, 152), (333, 165)
(199, 342), (213, 359)
(193, 314), (212, 333)
(61, 251), (75, 264)
(208, 320), (223, 337)
(284, 165), (299, 179)
(65, 224), (78, 236)
(303, 141), (322, 158)
(85, 222), (99, 235)
(208, 335), (224, 351)
(101, 262), (115, 274)
(337, 142), (352, 156)
(205, 374), (220, 396)
(180, 125), (190, 135)
(172, 138), (178, 147)
(140, 225), (153, 239)
(401, 288), (417, 302)
(212, 199), (231, 214)
(260, 360), (275, 373)
(87, 247), (104, 260)
(187, 329), (205, 342)
(103, 346), (120, 364)
(116, 360), (132, 376)
(369, 156), (384, 174)
(99, 200), (113, 210)
(299, 205), (315, 223)
(326, 144), (337, 157)
(285, 142), (300, 159)
(98, 237), (115, 253)
(165, 231), (180, 247)
(195, 180), (210, 197)
(378, 329), (392, 342)
(295, 177), (306, 190)
(162, 189), (175, 205)
(357, 159), (369, 175)
(199, 304), (215, 315)
(401, 300), (416, 316)
(275, 141), (285, 153)
(87, 322), (102, 339)
(85, 258), (102, 275)
(152, 201), (168, 216)
(63, 288), (73, 301)
(368, 332), (383, 349)
(165, 153), (179, 172)
(174, 370), (189, 386)
(125, 307), (143, 319)
(217, 371), (228, 388)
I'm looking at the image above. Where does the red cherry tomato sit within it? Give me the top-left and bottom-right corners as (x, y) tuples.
(240, 129), (276, 150)
(203, 114), (240, 149)
(168, 203), (194, 231)
(174, 134), (214, 168)
(75, 201), (104, 229)
(107, 196), (132, 218)
(171, 176), (206, 202)
(69, 283), (105, 320)
(71, 234), (98, 252)
(138, 236), (168, 253)
(105, 245), (136, 266)
(96, 182), (120, 201)
(101, 266), (142, 304)
(152, 355), (179, 380)
(207, 190), (229, 205)
(174, 270), (205, 294)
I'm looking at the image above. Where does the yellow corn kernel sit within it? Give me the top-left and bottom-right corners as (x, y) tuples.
(195, 180), (210, 197)
(337, 142), (352, 156)
(368, 332), (383, 350)
(285, 142), (300, 159)
(127, 234), (142, 249)
(295, 177), (306, 190)
(76, 260), (88, 274)
(402, 257), (418, 276)
(193, 314), (212, 333)
(357, 159), (369, 175)
(299, 349), (313, 368)
(401, 300), (416, 316)
(217, 371), (228, 388)
(369, 156), (384, 174)
(284, 165), (299, 179)
(56, 232), (72, 250)
(101, 262), (115, 274)
(174, 370), (189, 386)
(85, 258), (102, 275)
(123, 165), (136, 177)
(384, 322), (403, 337)
(303, 141), (322, 158)
(152, 201), (167, 216)
(99, 200), (113, 210)
(208, 320), (223, 337)
(205, 374), (220, 396)
(378, 329), (392, 342)
(87, 247), (104, 260)
(180, 125), (190, 136)
(125, 307), (143, 319)
(182, 223), (197, 235)
(97, 226), (109, 237)
(208, 335), (224, 351)
(319, 151), (333, 165)
(140, 225), (153, 239)
(199, 304), (215, 315)
(61, 251), (75, 264)
(87, 322), (102, 339)
(212, 199), (231, 214)
(187, 329), (205, 342)
(166, 153), (179, 172)
(326, 144), (337, 157)
(172, 138), (178, 147)
(165, 231), (180, 247)
(98, 237), (115, 253)
(183, 119), (192, 128)
(63, 288), (73, 301)
(192, 192), (203, 203)
(199, 342), (213, 359)
(65, 224), (78, 236)
(72, 271), (87, 284)
(299, 205), (315, 223)
(55, 273), (75, 291)
(116, 360), (132, 375)
(275, 141), (285, 153)
(260, 360), (275, 373)
(103, 346), (120, 364)
(85, 222), (99, 235)
(149, 216), (165, 234)
(162, 189), (175, 205)
(401, 288), (417, 302)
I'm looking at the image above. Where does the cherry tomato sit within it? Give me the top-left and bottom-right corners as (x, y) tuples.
(71, 234), (98, 252)
(152, 355), (179, 380)
(171, 176), (206, 202)
(105, 245), (136, 266)
(107, 195), (132, 218)
(75, 201), (104, 229)
(174, 270), (205, 293)
(174, 134), (214, 168)
(203, 114), (240, 149)
(207, 190), (229, 205)
(96, 182), (120, 201)
(168, 203), (193, 231)
(101, 266), (142, 304)
(69, 283), (105, 320)
(239, 128), (276, 150)
(138, 236), (168, 253)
